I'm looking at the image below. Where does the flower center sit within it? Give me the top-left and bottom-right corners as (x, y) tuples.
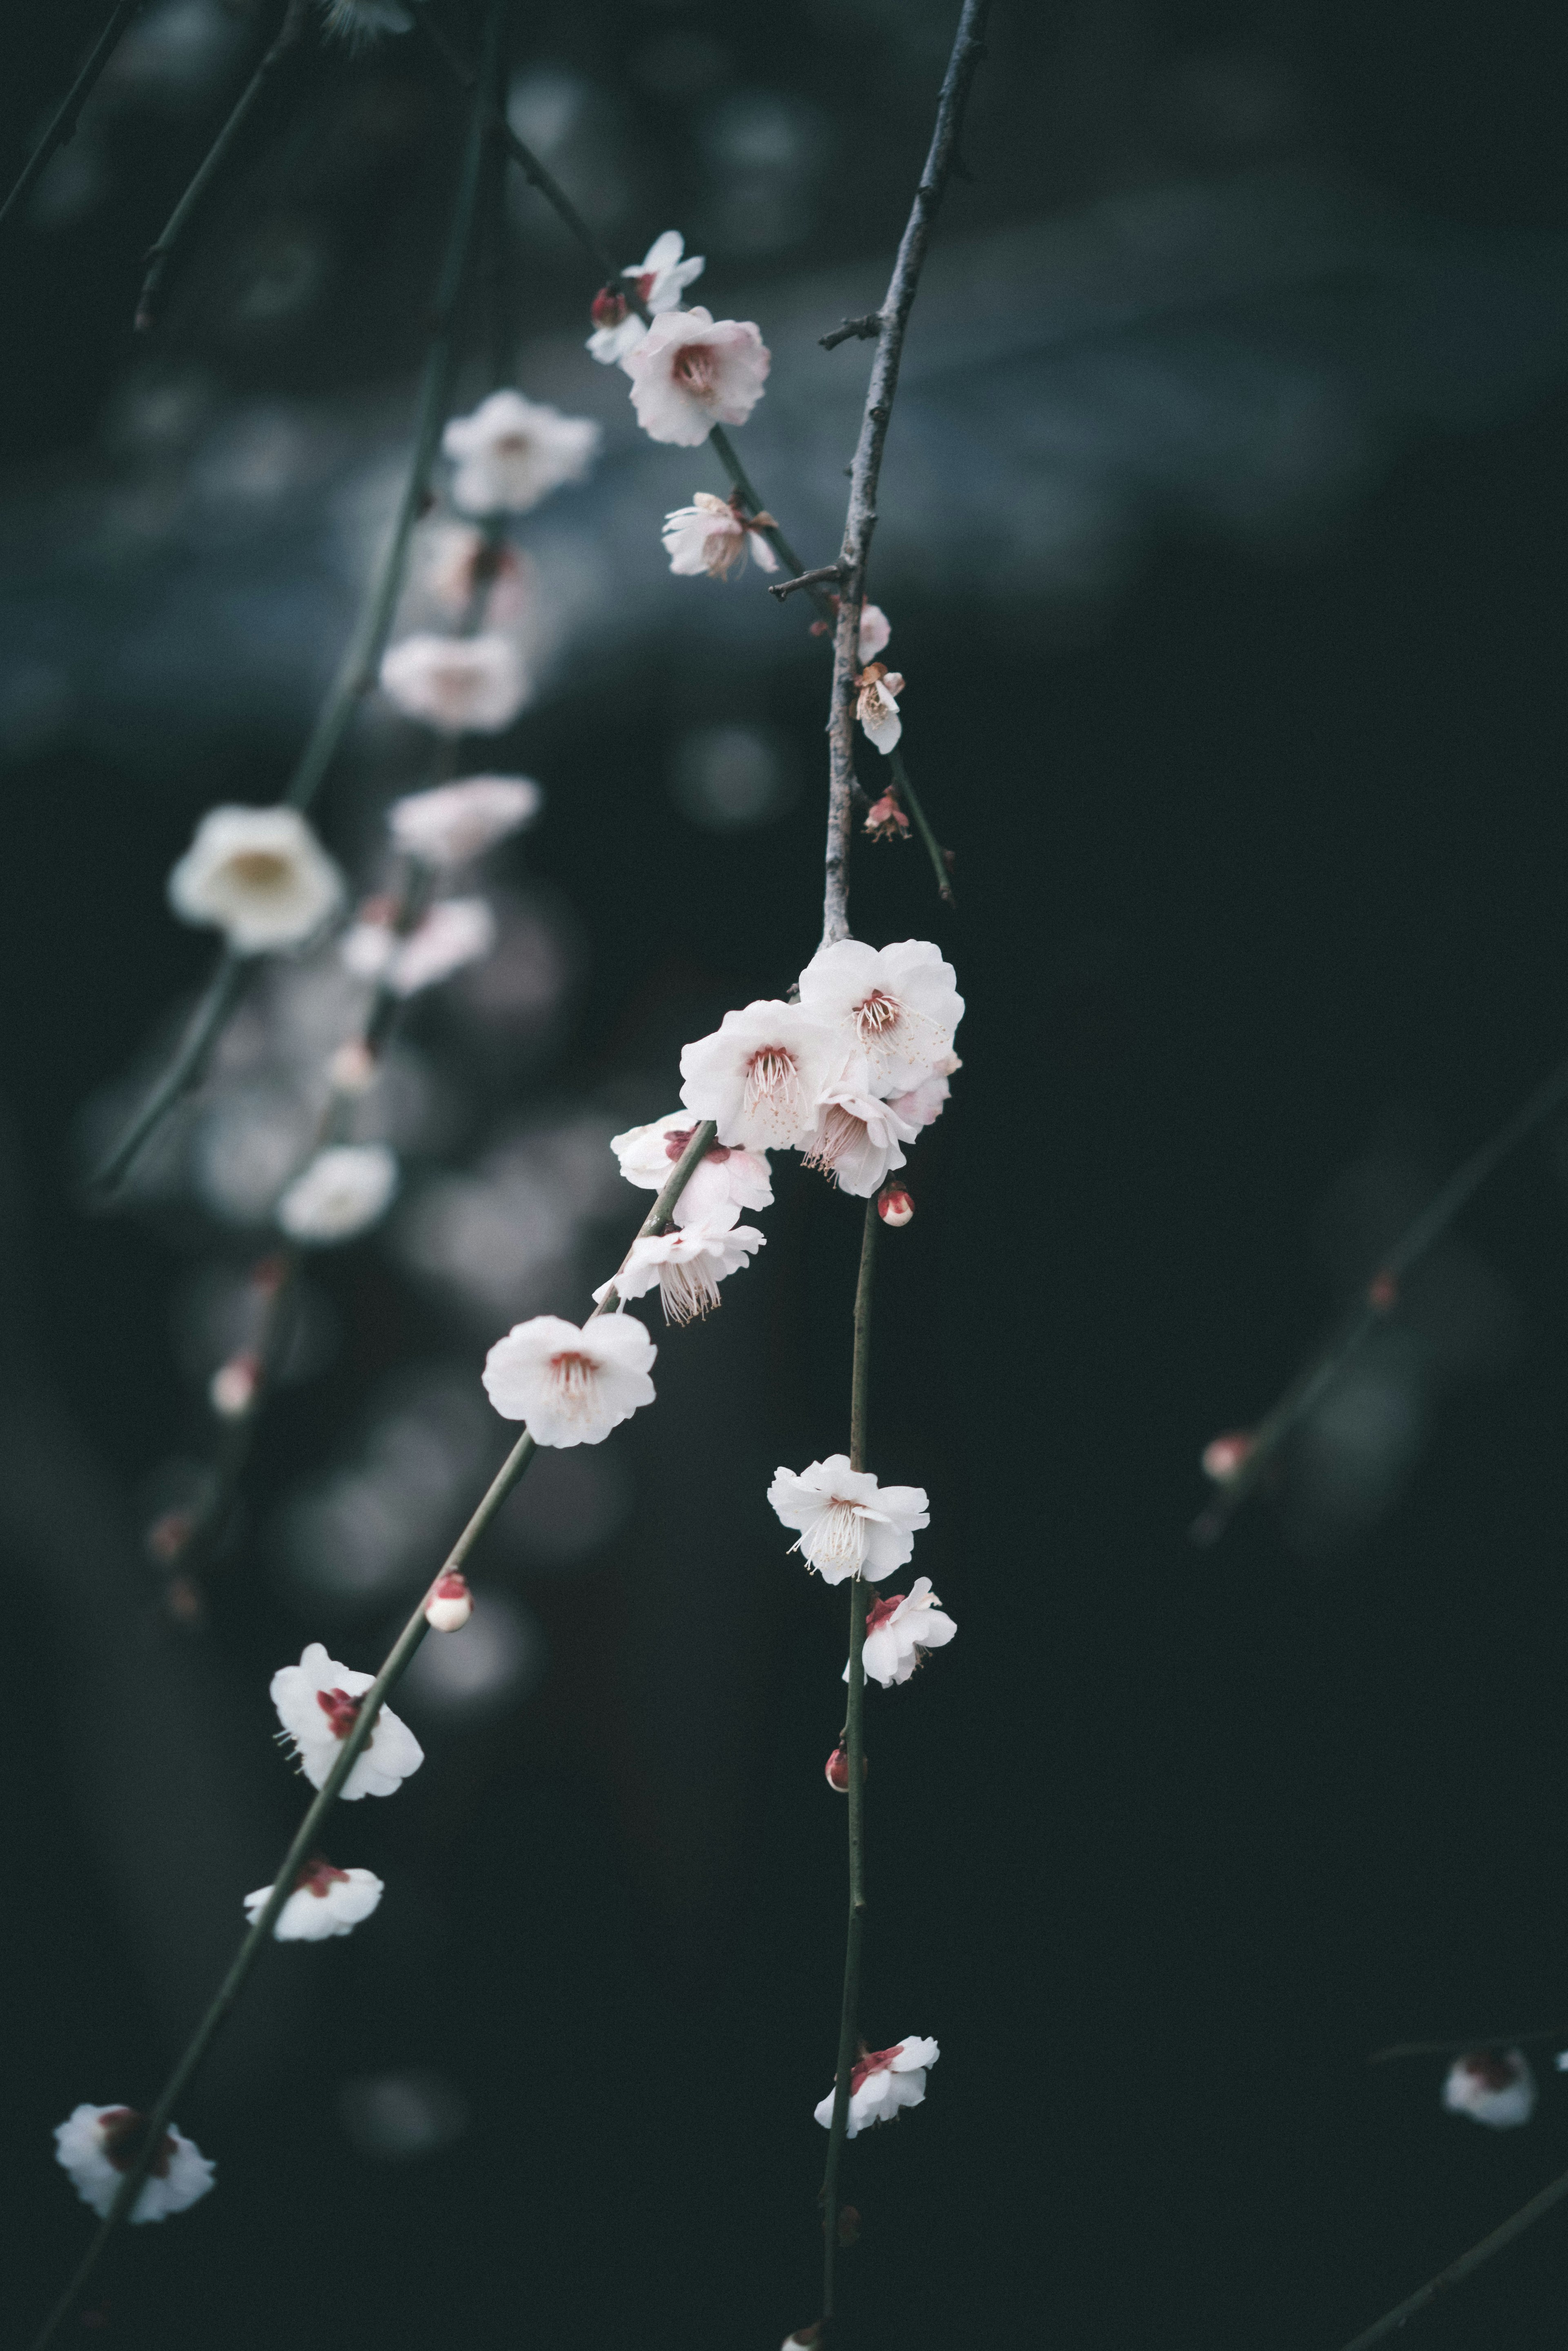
(848, 2043), (905, 2096)
(226, 850), (292, 891)
(657, 1251), (723, 1326)
(492, 432), (531, 457)
(548, 1350), (599, 1416)
(865, 1592), (905, 1635)
(803, 1103), (866, 1180)
(591, 286), (628, 327)
(744, 1047), (800, 1119)
(315, 1686), (362, 1740)
(854, 990), (900, 1041)
(98, 2109), (176, 2179)
(633, 270), (657, 302)
(1462, 2053), (1522, 2092)
(296, 1855), (351, 1899)
(813, 1500), (867, 1571)
(673, 343), (717, 399)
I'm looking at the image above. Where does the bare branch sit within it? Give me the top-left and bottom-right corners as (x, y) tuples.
(0, 0), (146, 236)
(769, 564), (845, 604)
(820, 312), (883, 351)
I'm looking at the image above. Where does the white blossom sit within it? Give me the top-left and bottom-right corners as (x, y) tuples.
(610, 1112), (773, 1231)
(767, 1456), (930, 1584)
(679, 1000), (842, 1153)
(482, 1312), (656, 1447)
(442, 390), (600, 517)
(858, 603), (891, 662)
(855, 663), (904, 753)
(342, 898), (495, 996)
(661, 491), (779, 579)
(595, 1219), (764, 1324)
(886, 1056), (959, 1129)
(1443, 2050), (1537, 2128)
(797, 940), (964, 1099)
(167, 805), (345, 955)
(389, 774), (542, 866)
(244, 1858), (384, 1942)
(813, 2036), (940, 2138)
(623, 308), (770, 447)
(54, 2105), (215, 2223)
(318, 0), (411, 46)
(802, 1075), (920, 1197)
(586, 229), (706, 364)
(270, 1641), (425, 1798)
(851, 1577), (958, 1688)
(379, 633), (529, 733)
(276, 1144), (398, 1244)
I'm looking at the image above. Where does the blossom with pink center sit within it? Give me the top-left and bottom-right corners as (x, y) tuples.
(54, 2105), (215, 2222)
(610, 1112), (773, 1231)
(850, 1577), (957, 1688)
(276, 1144), (398, 1245)
(481, 1311), (656, 1447)
(767, 1455), (929, 1584)
(442, 390), (601, 517)
(813, 2036), (940, 2137)
(341, 897), (496, 996)
(855, 663), (904, 753)
(270, 1642), (424, 1798)
(679, 1000), (842, 1153)
(662, 491), (780, 579)
(586, 229), (706, 364)
(244, 1856), (384, 1942)
(595, 1219), (764, 1325)
(379, 633), (529, 733)
(389, 775), (542, 866)
(803, 1074), (920, 1198)
(1443, 2050), (1536, 2128)
(797, 940), (963, 1100)
(624, 307), (771, 446)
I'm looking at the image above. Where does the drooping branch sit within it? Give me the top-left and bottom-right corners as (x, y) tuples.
(822, 0), (991, 946)
(1190, 1042), (1568, 1546)
(1332, 2166), (1568, 2351)
(0, 0), (146, 236)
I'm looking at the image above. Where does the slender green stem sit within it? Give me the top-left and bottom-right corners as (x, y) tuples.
(888, 747), (954, 908)
(27, 1112), (718, 2351)
(820, 1198), (880, 2329)
(134, 0), (312, 332)
(88, 950), (245, 1195)
(0, 0), (146, 234)
(1334, 2165), (1568, 2351)
(1191, 1042), (1568, 1545)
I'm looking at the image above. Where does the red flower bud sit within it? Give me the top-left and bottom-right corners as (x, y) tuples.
(1200, 1431), (1255, 1484)
(1368, 1268), (1398, 1313)
(425, 1569), (473, 1632)
(825, 1745), (868, 1792)
(877, 1183), (914, 1227)
(590, 285), (628, 328)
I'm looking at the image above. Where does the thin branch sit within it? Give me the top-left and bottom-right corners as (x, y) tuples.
(87, 950), (245, 1196)
(820, 1197), (879, 2330)
(1371, 2028), (1568, 2064)
(134, 0), (313, 334)
(1333, 2166), (1568, 2351)
(822, 0), (991, 946)
(1191, 1042), (1568, 1546)
(0, 0), (146, 235)
(820, 313), (883, 352)
(26, 1112), (718, 2351)
(888, 747), (955, 907)
(770, 566), (845, 604)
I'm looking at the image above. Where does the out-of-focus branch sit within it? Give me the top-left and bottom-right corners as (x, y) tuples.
(1190, 1043), (1568, 1546)
(822, 0), (990, 945)
(1371, 2026), (1568, 2064)
(0, 0), (146, 235)
(1333, 2167), (1568, 2351)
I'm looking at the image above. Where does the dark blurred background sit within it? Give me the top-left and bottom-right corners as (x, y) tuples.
(3, 2), (1568, 2346)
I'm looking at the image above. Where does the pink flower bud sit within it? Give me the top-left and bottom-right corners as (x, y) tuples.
(425, 1570), (473, 1632)
(146, 1509), (194, 1565)
(877, 1183), (914, 1227)
(824, 1745), (868, 1792)
(1201, 1431), (1255, 1484)
(591, 285), (628, 328)
(209, 1351), (260, 1420)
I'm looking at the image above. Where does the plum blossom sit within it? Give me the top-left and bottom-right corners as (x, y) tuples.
(858, 603), (891, 662)
(886, 1054), (960, 1130)
(662, 492), (780, 579)
(244, 1857), (384, 1942)
(270, 1642), (425, 1798)
(797, 940), (964, 1099)
(863, 787), (910, 843)
(767, 1456), (930, 1584)
(389, 774), (541, 866)
(803, 1074), (920, 1197)
(586, 229), (706, 364)
(54, 2106), (215, 2222)
(595, 1220), (764, 1325)
(852, 1578), (957, 1688)
(277, 1144), (398, 1244)
(624, 308), (770, 447)
(855, 662), (904, 753)
(1443, 2050), (1537, 2128)
(167, 805), (345, 954)
(341, 897), (496, 996)
(813, 2037), (940, 2138)
(442, 390), (600, 517)
(679, 1001), (842, 1153)
(482, 1312), (656, 1448)
(379, 633), (529, 733)
(610, 1112), (772, 1230)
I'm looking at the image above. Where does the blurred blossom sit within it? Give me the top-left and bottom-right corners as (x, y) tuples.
(389, 775), (542, 867)
(338, 2070), (470, 2162)
(1443, 2050), (1537, 2129)
(277, 1143), (399, 1245)
(496, 1443), (631, 1572)
(379, 633), (530, 733)
(341, 898), (497, 996)
(442, 392), (600, 518)
(401, 1588), (545, 1720)
(195, 1083), (318, 1225)
(167, 805), (344, 954)
(668, 723), (797, 831)
(506, 67), (590, 160)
